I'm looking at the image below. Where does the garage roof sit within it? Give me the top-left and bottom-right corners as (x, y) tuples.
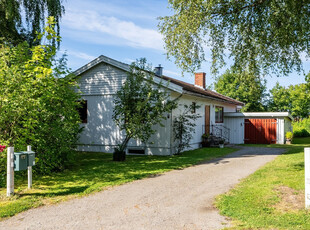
(224, 112), (293, 120)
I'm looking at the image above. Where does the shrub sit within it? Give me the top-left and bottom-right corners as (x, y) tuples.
(285, 131), (293, 140)
(0, 18), (81, 186)
(201, 133), (209, 141)
(293, 129), (310, 137)
(293, 117), (310, 135)
(173, 103), (201, 155)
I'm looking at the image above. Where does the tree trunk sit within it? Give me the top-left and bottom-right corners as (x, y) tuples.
(113, 135), (131, 161)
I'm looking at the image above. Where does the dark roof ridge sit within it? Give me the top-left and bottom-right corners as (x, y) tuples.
(161, 75), (244, 106)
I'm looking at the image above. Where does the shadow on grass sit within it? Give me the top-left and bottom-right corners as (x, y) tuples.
(20, 185), (90, 197)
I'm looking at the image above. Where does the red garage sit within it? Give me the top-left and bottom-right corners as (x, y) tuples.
(224, 112), (293, 144)
(244, 118), (277, 144)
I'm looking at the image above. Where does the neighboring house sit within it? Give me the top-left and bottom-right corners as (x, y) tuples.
(74, 55), (244, 155)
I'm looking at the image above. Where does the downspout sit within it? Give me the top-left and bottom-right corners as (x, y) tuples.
(170, 109), (173, 155)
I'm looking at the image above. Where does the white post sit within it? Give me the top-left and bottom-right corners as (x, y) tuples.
(305, 148), (310, 209)
(27, 145), (32, 189)
(7, 147), (14, 197)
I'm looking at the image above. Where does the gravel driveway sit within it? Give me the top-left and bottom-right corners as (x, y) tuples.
(1, 146), (285, 230)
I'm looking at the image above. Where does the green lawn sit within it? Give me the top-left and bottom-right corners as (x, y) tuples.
(293, 136), (310, 144)
(0, 147), (236, 219)
(216, 138), (310, 229)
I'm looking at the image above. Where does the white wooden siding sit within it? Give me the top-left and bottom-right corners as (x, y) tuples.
(77, 94), (173, 155)
(224, 117), (244, 144)
(78, 63), (127, 95)
(170, 93), (239, 152)
(277, 118), (285, 144)
(277, 118), (292, 144)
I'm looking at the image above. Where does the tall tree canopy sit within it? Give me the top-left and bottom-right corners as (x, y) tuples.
(159, 0), (310, 75)
(0, 0), (64, 45)
(214, 69), (267, 112)
(268, 81), (310, 118)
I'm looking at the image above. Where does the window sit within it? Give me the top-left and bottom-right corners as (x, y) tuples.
(128, 149), (145, 155)
(78, 100), (87, 123)
(191, 102), (196, 114)
(215, 106), (223, 123)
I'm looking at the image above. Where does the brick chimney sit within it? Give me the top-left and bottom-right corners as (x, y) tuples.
(195, 72), (206, 89)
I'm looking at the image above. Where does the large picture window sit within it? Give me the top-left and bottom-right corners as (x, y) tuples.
(215, 106), (223, 123)
(78, 100), (87, 123)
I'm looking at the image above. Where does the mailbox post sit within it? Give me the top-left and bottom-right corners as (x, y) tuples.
(7, 146), (35, 197)
(305, 148), (310, 209)
(27, 145), (32, 188)
(7, 147), (14, 197)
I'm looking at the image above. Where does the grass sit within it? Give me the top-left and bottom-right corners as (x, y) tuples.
(0, 147), (236, 220)
(293, 137), (310, 144)
(216, 138), (310, 229)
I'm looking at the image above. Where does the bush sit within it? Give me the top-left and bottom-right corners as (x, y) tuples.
(173, 104), (201, 155)
(293, 129), (310, 137)
(0, 18), (81, 186)
(285, 131), (293, 139)
(293, 117), (310, 135)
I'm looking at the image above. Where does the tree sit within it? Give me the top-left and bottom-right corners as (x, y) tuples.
(112, 59), (178, 161)
(288, 84), (310, 118)
(306, 72), (310, 89)
(0, 17), (81, 185)
(268, 82), (291, 112)
(173, 103), (201, 155)
(214, 69), (267, 111)
(158, 1), (310, 75)
(268, 81), (310, 118)
(0, 0), (64, 45)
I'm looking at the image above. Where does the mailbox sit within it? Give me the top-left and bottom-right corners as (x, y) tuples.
(14, 152), (28, 171)
(14, 151), (36, 171)
(22, 151), (35, 167)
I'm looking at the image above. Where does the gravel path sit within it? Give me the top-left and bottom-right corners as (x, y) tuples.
(1, 146), (285, 230)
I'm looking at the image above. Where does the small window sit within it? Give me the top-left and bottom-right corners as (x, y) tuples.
(191, 102), (196, 114)
(78, 100), (87, 123)
(215, 106), (223, 123)
(128, 149), (145, 155)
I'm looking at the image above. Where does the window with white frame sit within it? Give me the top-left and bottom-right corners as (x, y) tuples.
(215, 106), (223, 123)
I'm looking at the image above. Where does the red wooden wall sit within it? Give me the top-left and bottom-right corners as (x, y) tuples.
(244, 119), (277, 144)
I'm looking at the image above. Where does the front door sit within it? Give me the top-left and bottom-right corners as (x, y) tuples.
(205, 105), (210, 134)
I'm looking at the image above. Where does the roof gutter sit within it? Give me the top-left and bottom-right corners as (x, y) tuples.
(183, 90), (245, 106)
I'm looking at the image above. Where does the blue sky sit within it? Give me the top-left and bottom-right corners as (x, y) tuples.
(59, 0), (309, 90)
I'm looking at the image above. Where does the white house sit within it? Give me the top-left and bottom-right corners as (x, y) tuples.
(74, 55), (245, 155)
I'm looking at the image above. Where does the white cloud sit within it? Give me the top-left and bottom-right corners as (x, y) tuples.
(62, 9), (164, 51)
(68, 51), (97, 61)
(59, 50), (96, 61)
(300, 52), (310, 63)
(164, 69), (180, 77)
(123, 58), (136, 64)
